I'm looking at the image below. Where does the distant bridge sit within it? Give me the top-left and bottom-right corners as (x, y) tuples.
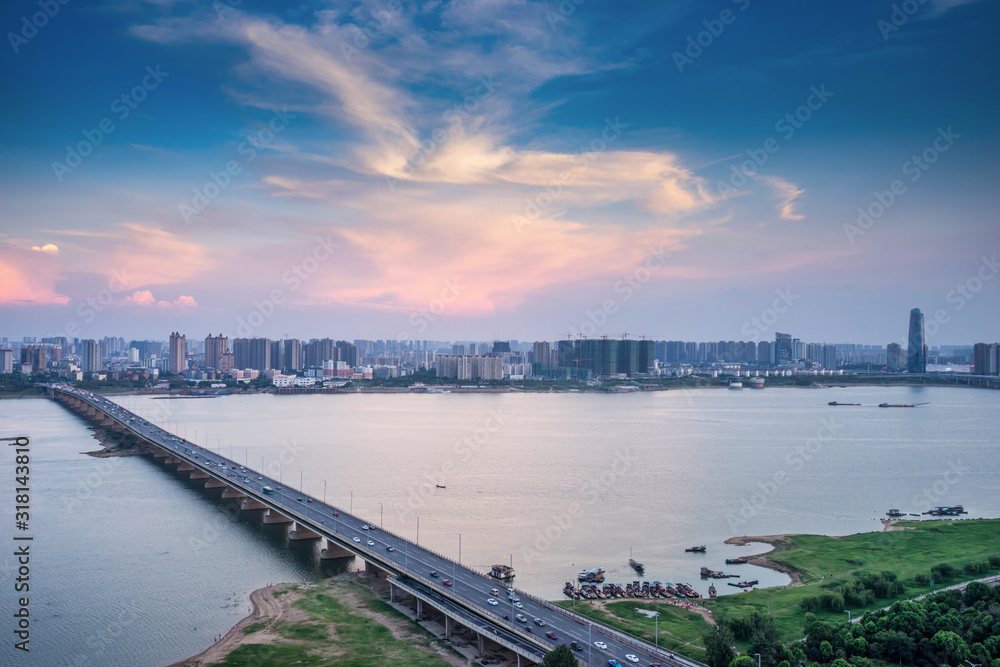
(48, 384), (705, 667)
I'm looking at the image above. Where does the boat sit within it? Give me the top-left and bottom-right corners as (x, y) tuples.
(489, 564), (515, 580)
(828, 401), (860, 406)
(708, 583), (717, 598)
(685, 545), (706, 553)
(435, 484), (446, 489)
(725, 557), (748, 565)
(924, 506), (967, 516)
(728, 580), (759, 588)
(748, 377), (765, 388)
(885, 509), (904, 517)
(578, 567), (605, 582)
(878, 402), (928, 408)
(629, 558), (644, 572)
(729, 379), (743, 389)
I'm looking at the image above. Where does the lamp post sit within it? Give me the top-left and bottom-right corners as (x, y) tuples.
(755, 653), (761, 667)
(300, 470), (303, 492)
(458, 533), (462, 564)
(416, 516), (419, 545)
(260, 455), (264, 474)
(844, 610), (851, 623)
(654, 611), (659, 649)
(323, 480), (327, 504)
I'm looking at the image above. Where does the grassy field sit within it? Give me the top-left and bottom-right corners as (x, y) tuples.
(708, 520), (1000, 642)
(555, 599), (711, 662)
(214, 579), (455, 667)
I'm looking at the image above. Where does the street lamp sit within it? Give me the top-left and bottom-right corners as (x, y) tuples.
(380, 502), (383, 528)
(458, 533), (462, 563)
(844, 610), (851, 623)
(755, 653), (761, 667)
(323, 480), (327, 504)
(654, 611), (659, 649)
(416, 516), (419, 545)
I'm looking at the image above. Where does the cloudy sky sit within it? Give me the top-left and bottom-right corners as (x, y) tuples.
(1, 0), (997, 345)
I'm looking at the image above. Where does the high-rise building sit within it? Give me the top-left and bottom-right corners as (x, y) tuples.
(906, 309), (926, 374)
(774, 333), (793, 364)
(81, 339), (101, 372)
(821, 344), (838, 370)
(757, 340), (773, 365)
(336, 340), (359, 368)
(304, 338), (336, 367)
(204, 334), (229, 369)
(283, 339), (302, 371)
(233, 338), (271, 371)
(270, 340), (283, 370)
(556, 340), (576, 369)
(492, 341), (511, 355)
(0, 349), (14, 374)
(531, 341), (551, 369)
(972, 343), (999, 375)
(886, 343), (904, 371)
(168, 332), (187, 374)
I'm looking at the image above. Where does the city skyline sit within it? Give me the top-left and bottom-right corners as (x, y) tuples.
(2, 0), (998, 344)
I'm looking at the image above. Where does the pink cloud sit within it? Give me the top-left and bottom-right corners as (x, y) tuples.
(0, 247), (69, 305)
(125, 290), (157, 305)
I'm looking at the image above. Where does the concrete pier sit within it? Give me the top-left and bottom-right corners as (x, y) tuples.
(240, 497), (267, 511)
(320, 541), (353, 559)
(289, 522), (321, 540)
(204, 478), (227, 489)
(263, 509), (292, 524)
(221, 486), (246, 499)
(190, 470), (209, 480)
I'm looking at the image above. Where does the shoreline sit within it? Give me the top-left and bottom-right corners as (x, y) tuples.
(724, 534), (806, 586)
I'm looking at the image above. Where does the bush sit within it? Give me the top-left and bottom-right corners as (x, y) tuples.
(989, 556), (1000, 568)
(931, 562), (958, 581)
(914, 574), (930, 586)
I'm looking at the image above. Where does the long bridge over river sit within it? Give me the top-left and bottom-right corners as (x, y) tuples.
(48, 384), (703, 667)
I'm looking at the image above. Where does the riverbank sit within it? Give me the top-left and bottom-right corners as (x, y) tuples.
(711, 519), (1000, 642)
(171, 573), (469, 667)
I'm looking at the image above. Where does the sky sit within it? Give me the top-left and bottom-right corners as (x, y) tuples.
(1, 0), (998, 346)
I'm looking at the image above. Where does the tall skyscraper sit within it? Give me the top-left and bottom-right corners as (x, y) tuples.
(886, 342), (904, 371)
(168, 332), (187, 373)
(283, 339), (302, 371)
(972, 343), (999, 375)
(81, 339), (101, 372)
(204, 334), (229, 369)
(906, 308), (926, 374)
(1, 349), (15, 374)
(774, 333), (793, 364)
(233, 338), (271, 371)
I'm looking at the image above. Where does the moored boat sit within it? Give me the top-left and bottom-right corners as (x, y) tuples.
(685, 545), (707, 552)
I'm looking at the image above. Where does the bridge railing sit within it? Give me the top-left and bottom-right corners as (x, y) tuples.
(52, 387), (705, 666)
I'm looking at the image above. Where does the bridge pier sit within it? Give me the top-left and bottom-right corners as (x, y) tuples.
(204, 478), (227, 489)
(445, 615), (453, 639)
(477, 631), (485, 658)
(416, 599), (424, 619)
(178, 463), (195, 472)
(153, 449), (168, 459)
(220, 487), (246, 499)
(289, 522), (321, 540)
(190, 470), (209, 480)
(321, 541), (353, 559)
(241, 497), (267, 511)
(263, 509), (292, 524)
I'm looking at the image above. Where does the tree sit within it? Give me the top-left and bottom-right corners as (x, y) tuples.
(730, 656), (757, 667)
(704, 621), (736, 667)
(540, 644), (578, 667)
(931, 629), (971, 664)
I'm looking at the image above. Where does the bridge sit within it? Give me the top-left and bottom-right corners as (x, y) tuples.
(49, 384), (705, 667)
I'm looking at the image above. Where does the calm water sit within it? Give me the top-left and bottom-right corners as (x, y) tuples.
(1, 386), (998, 666)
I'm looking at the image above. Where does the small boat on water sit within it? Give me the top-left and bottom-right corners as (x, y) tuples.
(578, 567), (605, 582)
(708, 583), (717, 598)
(685, 545), (707, 553)
(878, 402), (929, 408)
(828, 401), (860, 406)
(435, 484), (446, 489)
(729, 379), (743, 389)
(489, 564), (515, 580)
(886, 509), (904, 517)
(728, 579), (759, 588)
(924, 505), (967, 516)
(629, 558), (644, 573)
(725, 557), (748, 565)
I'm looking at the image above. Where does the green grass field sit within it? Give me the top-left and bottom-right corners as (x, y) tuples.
(217, 579), (454, 667)
(708, 520), (1000, 642)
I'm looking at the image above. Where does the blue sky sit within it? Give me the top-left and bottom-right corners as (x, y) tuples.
(1, 0), (997, 346)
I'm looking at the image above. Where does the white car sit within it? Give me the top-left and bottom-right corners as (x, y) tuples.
(514, 602), (523, 608)
(625, 656), (639, 663)
(594, 641), (608, 650)
(352, 537), (361, 543)
(367, 540), (375, 546)
(487, 598), (498, 606)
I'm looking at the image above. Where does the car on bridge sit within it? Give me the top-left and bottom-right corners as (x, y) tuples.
(545, 631), (558, 640)
(533, 618), (546, 626)
(514, 614), (527, 623)
(367, 540), (375, 546)
(487, 598), (498, 606)
(625, 655), (639, 663)
(430, 571), (439, 577)
(608, 661), (622, 667)
(352, 537), (361, 543)
(594, 641), (608, 650)
(386, 546), (395, 552)
(570, 641), (583, 651)
(442, 579), (453, 586)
